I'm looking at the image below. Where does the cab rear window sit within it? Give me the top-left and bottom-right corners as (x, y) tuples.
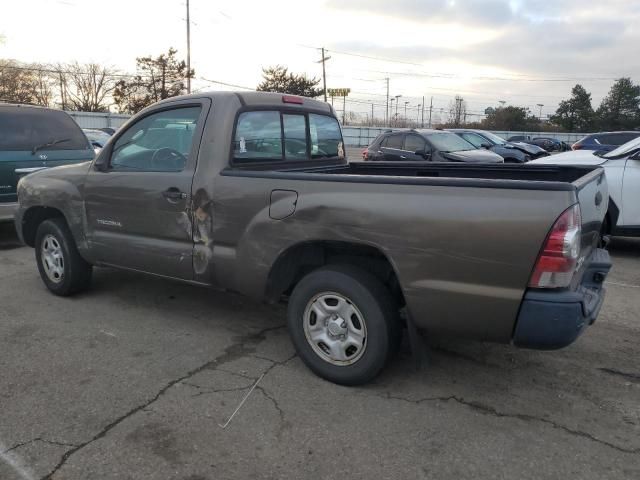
(0, 107), (89, 151)
(233, 110), (343, 163)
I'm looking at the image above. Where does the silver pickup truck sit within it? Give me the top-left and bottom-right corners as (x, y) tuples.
(14, 92), (612, 385)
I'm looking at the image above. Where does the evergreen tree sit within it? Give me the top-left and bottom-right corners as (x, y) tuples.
(596, 78), (640, 130)
(550, 84), (595, 132)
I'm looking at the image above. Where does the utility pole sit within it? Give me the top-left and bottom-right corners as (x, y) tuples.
(58, 72), (66, 110)
(404, 101), (409, 122)
(428, 96), (433, 128)
(394, 95), (401, 126)
(316, 48), (331, 102)
(390, 98), (395, 126)
(343, 94), (346, 125)
(537, 103), (544, 119)
(371, 102), (374, 126)
(385, 77), (389, 127)
(417, 104), (421, 127)
(421, 95), (425, 127)
(186, 0), (191, 94)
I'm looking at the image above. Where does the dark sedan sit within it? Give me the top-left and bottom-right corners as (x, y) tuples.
(365, 129), (504, 163)
(572, 131), (640, 152)
(449, 129), (549, 162)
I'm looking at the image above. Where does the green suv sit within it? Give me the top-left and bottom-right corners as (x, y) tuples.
(0, 104), (95, 222)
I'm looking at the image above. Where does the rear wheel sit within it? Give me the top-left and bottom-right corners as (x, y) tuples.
(35, 218), (92, 296)
(287, 265), (400, 385)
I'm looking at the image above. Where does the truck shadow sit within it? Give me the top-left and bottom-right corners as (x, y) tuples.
(607, 236), (640, 258)
(0, 223), (23, 250)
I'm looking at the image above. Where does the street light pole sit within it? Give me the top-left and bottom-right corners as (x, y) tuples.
(537, 103), (544, 119)
(394, 95), (401, 125)
(417, 104), (421, 127)
(404, 101), (409, 123)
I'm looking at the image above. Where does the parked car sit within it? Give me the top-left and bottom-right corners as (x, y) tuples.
(83, 128), (112, 153)
(507, 135), (569, 152)
(531, 136), (640, 237)
(448, 129), (549, 162)
(0, 103), (94, 222)
(529, 137), (566, 152)
(98, 127), (116, 136)
(572, 131), (640, 153)
(15, 91), (611, 385)
(365, 129), (504, 163)
(507, 135), (532, 142)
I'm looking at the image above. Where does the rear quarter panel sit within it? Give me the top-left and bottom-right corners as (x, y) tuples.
(211, 174), (574, 342)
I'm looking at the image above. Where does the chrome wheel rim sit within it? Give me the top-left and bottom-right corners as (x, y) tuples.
(303, 292), (367, 366)
(41, 234), (64, 284)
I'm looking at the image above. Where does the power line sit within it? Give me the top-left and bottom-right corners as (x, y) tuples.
(298, 44), (622, 83)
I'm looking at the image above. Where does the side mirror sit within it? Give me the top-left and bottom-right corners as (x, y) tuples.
(415, 149), (431, 159)
(94, 146), (110, 171)
(480, 143), (491, 149)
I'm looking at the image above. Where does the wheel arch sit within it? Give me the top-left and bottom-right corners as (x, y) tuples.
(265, 240), (406, 308)
(20, 206), (67, 247)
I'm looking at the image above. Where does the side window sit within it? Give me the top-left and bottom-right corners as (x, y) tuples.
(386, 135), (403, 149)
(461, 133), (484, 148)
(234, 111), (283, 161)
(614, 133), (638, 145)
(309, 114), (343, 159)
(111, 106), (201, 172)
(283, 114), (308, 160)
(404, 134), (426, 152)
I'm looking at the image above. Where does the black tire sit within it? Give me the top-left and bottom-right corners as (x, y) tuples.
(287, 265), (401, 386)
(35, 218), (92, 296)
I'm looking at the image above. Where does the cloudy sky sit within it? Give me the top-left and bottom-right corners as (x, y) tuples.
(2, 0), (639, 120)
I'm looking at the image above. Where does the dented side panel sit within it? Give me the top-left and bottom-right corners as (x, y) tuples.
(209, 174), (574, 342)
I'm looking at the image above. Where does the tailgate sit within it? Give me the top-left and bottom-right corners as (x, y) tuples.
(574, 167), (608, 262)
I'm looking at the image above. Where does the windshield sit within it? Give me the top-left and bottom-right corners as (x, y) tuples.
(481, 131), (507, 145)
(0, 107), (90, 151)
(426, 132), (475, 152)
(604, 136), (640, 158)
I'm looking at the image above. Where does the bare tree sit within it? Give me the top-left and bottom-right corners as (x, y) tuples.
(0, 59), (36, 103)
(447, 95), (467, 127)
(65, 62), (117, 112)
(30, 64), (55, 107)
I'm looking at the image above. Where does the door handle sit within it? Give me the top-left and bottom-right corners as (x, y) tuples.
(400, 155), (407, 159)
(162, 189), (187, 200)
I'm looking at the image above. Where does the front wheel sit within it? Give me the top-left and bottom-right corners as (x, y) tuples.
(287, 265), (400, 385)
(35, 218), (92, 296)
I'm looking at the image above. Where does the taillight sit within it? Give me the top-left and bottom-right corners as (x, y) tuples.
(529, 204), (581, 289)
(362, 148), (368, 160)
(572, 144), (582, 150)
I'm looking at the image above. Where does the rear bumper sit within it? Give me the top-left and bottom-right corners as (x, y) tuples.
(513, 248), (612, 349)
(0, 202), (18, 223)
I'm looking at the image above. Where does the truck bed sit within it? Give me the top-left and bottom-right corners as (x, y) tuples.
(226, 162), (601, 192)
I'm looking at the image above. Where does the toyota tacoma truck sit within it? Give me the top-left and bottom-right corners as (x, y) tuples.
(15, 92), (612, 385)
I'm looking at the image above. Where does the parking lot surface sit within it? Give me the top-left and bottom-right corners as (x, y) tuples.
(1, 222), (639, 480)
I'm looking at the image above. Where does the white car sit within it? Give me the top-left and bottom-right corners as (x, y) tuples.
(531, 137), (640, 236)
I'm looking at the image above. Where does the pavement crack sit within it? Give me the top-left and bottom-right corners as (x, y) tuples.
(598, 367), (640, 384)
(181, 380), (256, 397)
(40, 323), (287, 480)
(2, 438), (78, 455)
(376, 392), (639, 455)
(256, 386), (287, 438)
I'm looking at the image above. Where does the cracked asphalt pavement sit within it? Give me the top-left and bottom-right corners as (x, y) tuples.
(1, 223), (639, 480)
